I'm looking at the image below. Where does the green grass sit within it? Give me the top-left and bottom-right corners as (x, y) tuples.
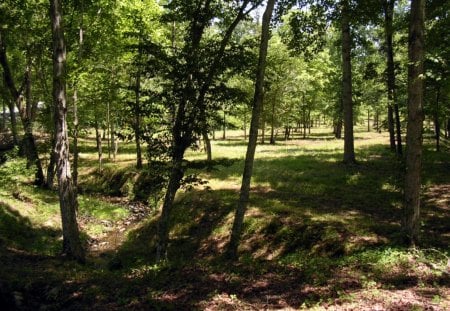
(0, 127), (449, 309)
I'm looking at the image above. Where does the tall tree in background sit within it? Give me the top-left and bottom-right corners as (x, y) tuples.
(227, 0), (276, 260)
(341, 0), (356, 164)
(404, 0), (425, 246)
(382, 0), (403, 155)
(0, 32), (45, 185)
(50, 0), (85, 262)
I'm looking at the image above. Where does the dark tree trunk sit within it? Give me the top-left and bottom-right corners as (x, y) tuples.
(434, 86), (440, 152)
(7, 101), (18, 145)
(227, 0), (276, 260)
(46, 134), (56, 189)
(243, 112), (247, 140)
(367, 109), (370, 132)
(270, 102), (275, 144)
(1, 100), (5, 131)
(335, 99), (343, 139)
(134, 46), (143, 169)
(384, 0), (402, 155)
(22, 60), (45, 185)
(222, 108), (226, 140)
(50, 0), (84, 262)
(106, 101), (111, 160)
(404, 0), (425, 246)
(341, 0), (355, 164)
(72, 90), (79, 188)
(95, 120), (102, 171)
(1, 32), (44, 183)
(388, 105), (396, 150)
(445, 118), (450, 138)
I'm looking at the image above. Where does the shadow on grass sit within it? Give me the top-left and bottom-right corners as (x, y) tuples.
(0, 201), (61, 255)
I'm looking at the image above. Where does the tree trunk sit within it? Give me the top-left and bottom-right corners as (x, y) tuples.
(95, 120), (102, 171)
(134, 69), (143, 169)
(50, 0), (84, 262)
(222, 108), (226, 140)
(72, 90), (79, 188)
(445, 118), (450, 138)
(227, 0), (276, 260)
(243, 112), (247, 140)
(202, 129), (212, 162)
(1, 100), (5, 131)
(106, 101), (111, 160)
(46, 134), (56, 189)
(404, 0), (425, 246)
(7, 100), (18, 145)
(367, 109), (370, 132)
(394, 103), (403, 155)
(434, 86), (440, 152)
(23, 61), (45, 185)
(384, 0), (402, 154)
(388, 105), (396, 151)
(270, 102), (275, 144)
(341, 0), (356, 164)
(156, 151), (184, 261)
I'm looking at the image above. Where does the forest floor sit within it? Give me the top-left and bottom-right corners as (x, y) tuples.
(0, 128), (449, 310)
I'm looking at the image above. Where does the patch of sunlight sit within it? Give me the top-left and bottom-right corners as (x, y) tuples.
(381, 182), (397, 192)
(347, 172), (362, 185)
(203, 177), (242, 190)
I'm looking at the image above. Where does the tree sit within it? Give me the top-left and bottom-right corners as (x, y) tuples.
(382, 0), (403, 155)
(49, 0), (85, 262)
(155, 0), (262, 261)
(227, 0), (276, 260)
(404, 0), (425, 246)
(341, 0), (356, 164)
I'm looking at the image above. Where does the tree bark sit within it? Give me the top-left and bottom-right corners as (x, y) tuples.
(72, 90), (79, 188)
(404, 0), (425, 246)
(222, 108), (226, 140)
(134, 67), (143, 169)
(1, 99), (5, 131)
(202, 129), (212, 162)
(50, 0), (84, 262)
(227, 0), (276, 260)
(384, 0), (403, 155)
(95, 119), (102, 171)
(270, 101), (275, 144)
(46, 134), (56, 189)
(434, 86), (440, 152)
(341, 0), (356, 164)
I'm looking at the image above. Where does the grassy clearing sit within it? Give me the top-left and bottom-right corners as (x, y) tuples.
(0, 127), (449, 309)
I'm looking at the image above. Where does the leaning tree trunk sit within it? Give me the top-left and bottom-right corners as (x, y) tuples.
(404, 0), (425, 246)
(341, 0), (356, 164)
(227, 0), (276, 260)
(50, 0), (84, 262)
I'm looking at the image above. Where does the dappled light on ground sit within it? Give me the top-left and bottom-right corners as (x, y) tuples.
(0, 129), (449, 309)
